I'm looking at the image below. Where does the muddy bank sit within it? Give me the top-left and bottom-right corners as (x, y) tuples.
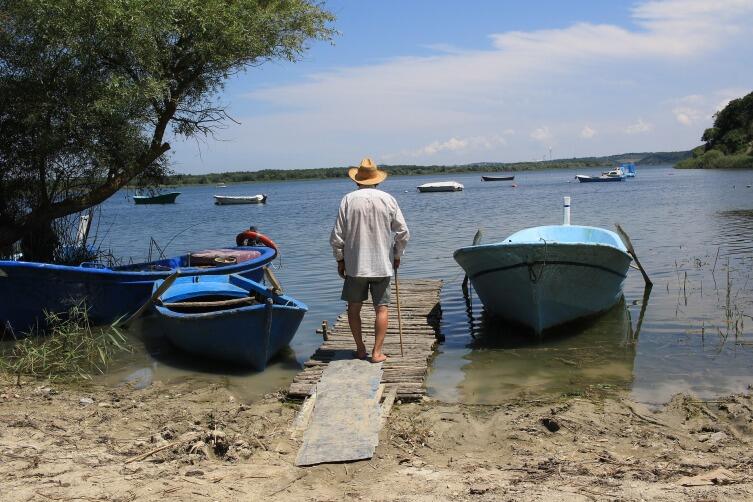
(2, 378), (753, 501)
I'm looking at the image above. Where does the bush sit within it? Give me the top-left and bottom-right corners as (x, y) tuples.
(0, 303), (131, 383)
(675, 151), (753, 169)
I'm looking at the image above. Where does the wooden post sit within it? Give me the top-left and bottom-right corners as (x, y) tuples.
(395, 269), (404, 357)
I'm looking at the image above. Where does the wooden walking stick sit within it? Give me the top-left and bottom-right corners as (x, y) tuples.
(394, 268), (405, 357)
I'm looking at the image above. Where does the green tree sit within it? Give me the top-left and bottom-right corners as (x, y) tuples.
(702, 91), (753, 155)
(0, 0), (334, 260)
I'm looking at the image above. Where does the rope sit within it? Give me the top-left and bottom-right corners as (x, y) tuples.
(527, 237), (548, 283)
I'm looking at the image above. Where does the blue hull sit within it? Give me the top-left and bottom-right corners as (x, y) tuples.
(454, 225), (632, 334)
(153, 275), (307, 369)
(0, 247), (276, 335)
(576, 175), (625, 183)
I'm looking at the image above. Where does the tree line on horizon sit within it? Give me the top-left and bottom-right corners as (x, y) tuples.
(166, 150), (692, 185)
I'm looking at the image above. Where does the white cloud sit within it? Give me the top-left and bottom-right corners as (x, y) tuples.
(174, 1), (753, 170)
(384, 134), (510, 160)
(530, 126), (552, 142)
(625, 119), (654, 134)
(581, 125), (597, 138)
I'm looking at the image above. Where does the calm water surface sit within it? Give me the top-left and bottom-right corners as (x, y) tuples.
(92, 165), (753, 405)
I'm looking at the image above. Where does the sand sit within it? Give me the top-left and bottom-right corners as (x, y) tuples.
(2, 377), (753, 501)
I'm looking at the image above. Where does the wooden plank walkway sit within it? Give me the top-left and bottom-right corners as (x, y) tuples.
(288, 278), (442, 401)
(295, 360), (383, 466)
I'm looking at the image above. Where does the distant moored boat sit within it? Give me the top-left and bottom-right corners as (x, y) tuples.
(133, 192), (181, 204)
(417, 181), (464, 193)
(214, 194), (268, 205)
(575, 174), (625, 183)
(481, 175), (515, 181)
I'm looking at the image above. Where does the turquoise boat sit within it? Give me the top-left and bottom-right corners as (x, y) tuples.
(133, 192), (181, 204)
(152, 274), (307, 369)
(454, 225), (632, 334)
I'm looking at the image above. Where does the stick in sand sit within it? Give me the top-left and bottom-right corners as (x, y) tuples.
(394, 268), (404, 357)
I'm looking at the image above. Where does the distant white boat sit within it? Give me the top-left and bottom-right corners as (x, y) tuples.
(216, 183), (228, 188)
(214, 194), (268, 205)
(416, 181), (464, 193)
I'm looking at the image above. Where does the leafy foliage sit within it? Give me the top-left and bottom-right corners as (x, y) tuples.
(677, 90), (753, 169)
(0, 0), (334, 260)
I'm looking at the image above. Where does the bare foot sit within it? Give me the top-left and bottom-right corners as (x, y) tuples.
(370, 353), (387, 363)
(353, 349), (368, 360)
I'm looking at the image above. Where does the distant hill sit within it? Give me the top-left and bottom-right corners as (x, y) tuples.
(676, 90), (753, 169)
(164, 150), (691, 185)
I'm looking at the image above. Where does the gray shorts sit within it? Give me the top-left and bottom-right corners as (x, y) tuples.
(341, 276), (391, 306)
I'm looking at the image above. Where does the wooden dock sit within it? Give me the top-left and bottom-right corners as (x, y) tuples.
(288, 278), (442, 401)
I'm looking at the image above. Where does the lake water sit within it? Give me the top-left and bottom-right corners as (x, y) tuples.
(92, 165), (753, 405)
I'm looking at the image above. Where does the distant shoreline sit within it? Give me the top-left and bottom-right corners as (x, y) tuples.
(143, 150), (690, 187)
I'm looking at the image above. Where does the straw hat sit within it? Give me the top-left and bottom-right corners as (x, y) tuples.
(348, 157), (387, 185)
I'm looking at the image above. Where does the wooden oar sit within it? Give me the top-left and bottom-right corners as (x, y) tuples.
(461, 229), (484, 298)
(119, 271), (181, 328)
(394, 268), (404, 357)
(615, 223), (653, 288)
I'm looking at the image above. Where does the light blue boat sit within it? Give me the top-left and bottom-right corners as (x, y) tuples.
(454, 225), (632, 334)
(152, 274), (307, 369)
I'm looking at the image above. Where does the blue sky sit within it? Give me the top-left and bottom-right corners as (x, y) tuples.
(170, 0), (753, 173)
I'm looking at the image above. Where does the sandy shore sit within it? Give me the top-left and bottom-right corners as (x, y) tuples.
(2, 377), (753, 501)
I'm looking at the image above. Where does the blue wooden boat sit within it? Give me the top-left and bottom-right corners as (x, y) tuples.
(0, 247), (276, 335)
(454, 225), (632, 334)
(152, 274), (307, 369)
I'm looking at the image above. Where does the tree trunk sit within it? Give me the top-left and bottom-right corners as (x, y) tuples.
(20, 218), (59, 263)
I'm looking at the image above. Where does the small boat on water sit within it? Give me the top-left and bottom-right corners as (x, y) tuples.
(453, 197), (632, 334)
(216, 183), (228, 188)
(153, 274), (307, 369)
(417, 181), (464, 193)
(620, 163), (636, 177)
(575, 174), (625, 183)
(214, 194), (268, 205)
(0, 246), (276, 335)
(481, 176), (515, 181)
(481, 175), (515, 182)
(133, 192), (181, 204)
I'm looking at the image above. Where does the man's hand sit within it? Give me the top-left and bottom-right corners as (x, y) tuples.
(393, 258), (400, 270)
(337, 260), (346, 279)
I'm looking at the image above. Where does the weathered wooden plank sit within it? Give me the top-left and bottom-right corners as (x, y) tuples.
(288, 278), (442, 401)
(295, 360), (383, 466)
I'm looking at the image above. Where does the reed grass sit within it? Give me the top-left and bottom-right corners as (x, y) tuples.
(0, 303), (131, 383)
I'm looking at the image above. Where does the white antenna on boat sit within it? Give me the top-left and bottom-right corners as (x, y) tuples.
(563, 196), (571, 225)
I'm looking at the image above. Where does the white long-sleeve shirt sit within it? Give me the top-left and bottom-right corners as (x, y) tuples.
(330, 187), (410, 277)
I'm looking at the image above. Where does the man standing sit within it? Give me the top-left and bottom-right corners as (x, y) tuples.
(330, 158), (410, 363)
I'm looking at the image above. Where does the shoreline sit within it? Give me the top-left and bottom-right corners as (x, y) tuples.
(128, 160), (684, 189)
(3, 376), (753, 500)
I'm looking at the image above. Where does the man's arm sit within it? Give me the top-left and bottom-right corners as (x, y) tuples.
(330, 199), (347, 277)
(391, 203), (410, 269)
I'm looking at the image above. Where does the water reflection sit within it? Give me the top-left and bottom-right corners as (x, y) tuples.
(102, 317), (301, 401)
(453, 298), (639, 403)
